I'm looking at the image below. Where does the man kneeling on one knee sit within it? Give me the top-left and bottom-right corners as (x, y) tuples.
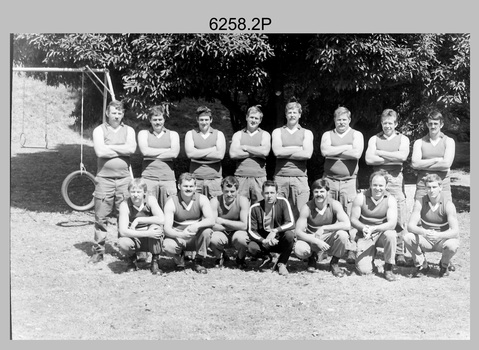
(294, 178), (350, 277)
(404, 173), (459, 278)
(350, 170), (399, 281)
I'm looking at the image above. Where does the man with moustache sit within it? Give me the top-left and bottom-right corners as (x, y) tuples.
(89, 100), (137, 263)
(271, 100), (314, 219)
(403, 174), (459, 278)
(185, 106), (226, 199)
(229, 105), (271, 204)
(365, 109), (410, 267)
(350, 170), (399, 282)
(209, 176), (250, 269)
(320, 106), (364, 264)
(294, 178), (351, 277)
(162, 173), (215, 274)
(247, 180), (296, 276)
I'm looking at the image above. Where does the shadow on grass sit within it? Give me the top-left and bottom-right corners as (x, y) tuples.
(452, 185), (470, 213)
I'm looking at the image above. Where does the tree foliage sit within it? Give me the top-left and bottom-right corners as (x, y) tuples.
(13, 33), (469, 141)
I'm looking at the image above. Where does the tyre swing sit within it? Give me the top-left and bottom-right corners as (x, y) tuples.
(61, 72), (95, 211)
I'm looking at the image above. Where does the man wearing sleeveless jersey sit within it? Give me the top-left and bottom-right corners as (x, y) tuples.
(90, 100), (137, 263)
(185, 106), (226, 199)
(320, 106), (364, 264)
(350, 171), (399, 282)
(162, 173), (215, 274)
(411, 110), (455, 202)
(117, 178), (164, 274)
(294, 179), (350, 277)
(248, 180), (296, 276)
(271, 101), (314, 219)
(365, 109), (410, 267)
(404, 174), (459, 278)
(209, 176), (250, 269)
(138, 104), (180, 210)
(229, 105), (271, 204)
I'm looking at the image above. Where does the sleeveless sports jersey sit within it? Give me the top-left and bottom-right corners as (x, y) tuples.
(216, 194), (242, 233)
(234, 128), (267, 177)
(274, 126), (308, 177)
(126, 198), (152, 230)
(324, 128), (359, 179)
(141, 128), (175, 181)
(189, 128), (222, 179)
(97, 123), (131, 178)
(420, 195), (449, 232)
(417, 132), (450, 180)
(359, 189), (390, 225)
(305, 198), (337, 234)
(171, 193), (202, 230)
(373, 131), (404, 175)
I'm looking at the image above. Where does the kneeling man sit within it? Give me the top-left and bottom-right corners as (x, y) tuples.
(247, 180), (295, 276)
(209, 176), (250, 268)
(294, 179), (350, 277)
(404, 174), (459, 278)
(350, 170), (399, 281)
(162, 173), (215, 274)
(117, 178), (165, 275)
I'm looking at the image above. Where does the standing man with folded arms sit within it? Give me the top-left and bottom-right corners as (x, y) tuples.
(271, 101), (313, 219)
(185, 106), (226, 199)
(90, 100), (137, 263)
(229, 105), (271, 204)
(320, 106), (364, 264)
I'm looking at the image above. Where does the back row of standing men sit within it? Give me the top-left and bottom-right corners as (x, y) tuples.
(88, 100), (458, 280)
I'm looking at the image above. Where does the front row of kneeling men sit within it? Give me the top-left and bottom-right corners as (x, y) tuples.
(117, 170), (459, 281)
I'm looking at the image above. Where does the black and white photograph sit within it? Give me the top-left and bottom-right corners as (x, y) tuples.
(6, 0), (473, 341)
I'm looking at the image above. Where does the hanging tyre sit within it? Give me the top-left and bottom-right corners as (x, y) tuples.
(61, 170), (96, 211)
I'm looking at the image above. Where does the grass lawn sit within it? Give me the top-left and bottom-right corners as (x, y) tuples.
(10, 74), (470, 340)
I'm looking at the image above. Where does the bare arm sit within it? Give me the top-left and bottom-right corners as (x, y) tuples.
(271, 128), (303, 158)
(436, 201), (459, 240)
(118, 200), (163, 239)
(295, 204), (316, 244)
(243, 131), (271, 158)
(107, 126), (137, 156)
(320, 131), (352, 157)
(350, 193), (365, 231)
(138, 130), (180, 159)
(365, 136), (384, 165)
(204, 131), (226, 161)
(370, 195), (398, 234)
(215, 196), (249, 231)
(339, 130), (364, 160)
(229, 131), (248, 159)
(322, 200), (351, 232)
(411, 139), (441, 170)
(163, 198), (186, 239)
(184, 130), (216, 160)
(427, 137), (455, 170)
(376, 135), (410, 162)
(93, 126), (120, 158)
(187, 194), (215, 233)
(407, 200), (426, 236)
(289, 129), (314, 160)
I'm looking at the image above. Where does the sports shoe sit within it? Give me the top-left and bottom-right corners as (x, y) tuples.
(346, 250), (356, 264)
(215, 252), (230, 268)
(439, 260), (450, 277)
(395, 254), (406, 267)
(150, 256), (163, 275)
(384, 270), (396, 282)
(330, 263), (344, 278)
(88, 252), (104, 264)
(235, 256), (247, 270)
(412, 261), (430, 278)
(126, 256), (138, 272)
(277, 263), (289, 276)
(448, 262), (456, 272)
(193, 262), (207, 274)
(174, 252), (186, 270)
(306, 253), (317, 273)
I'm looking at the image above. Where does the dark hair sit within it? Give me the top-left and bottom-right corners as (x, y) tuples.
(262, 180), (278, 192)
(311, 178), (330, 191)
(426, 110), (444, 123)
(221, 176), (239, 189)
(196, 106), (212, 118)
